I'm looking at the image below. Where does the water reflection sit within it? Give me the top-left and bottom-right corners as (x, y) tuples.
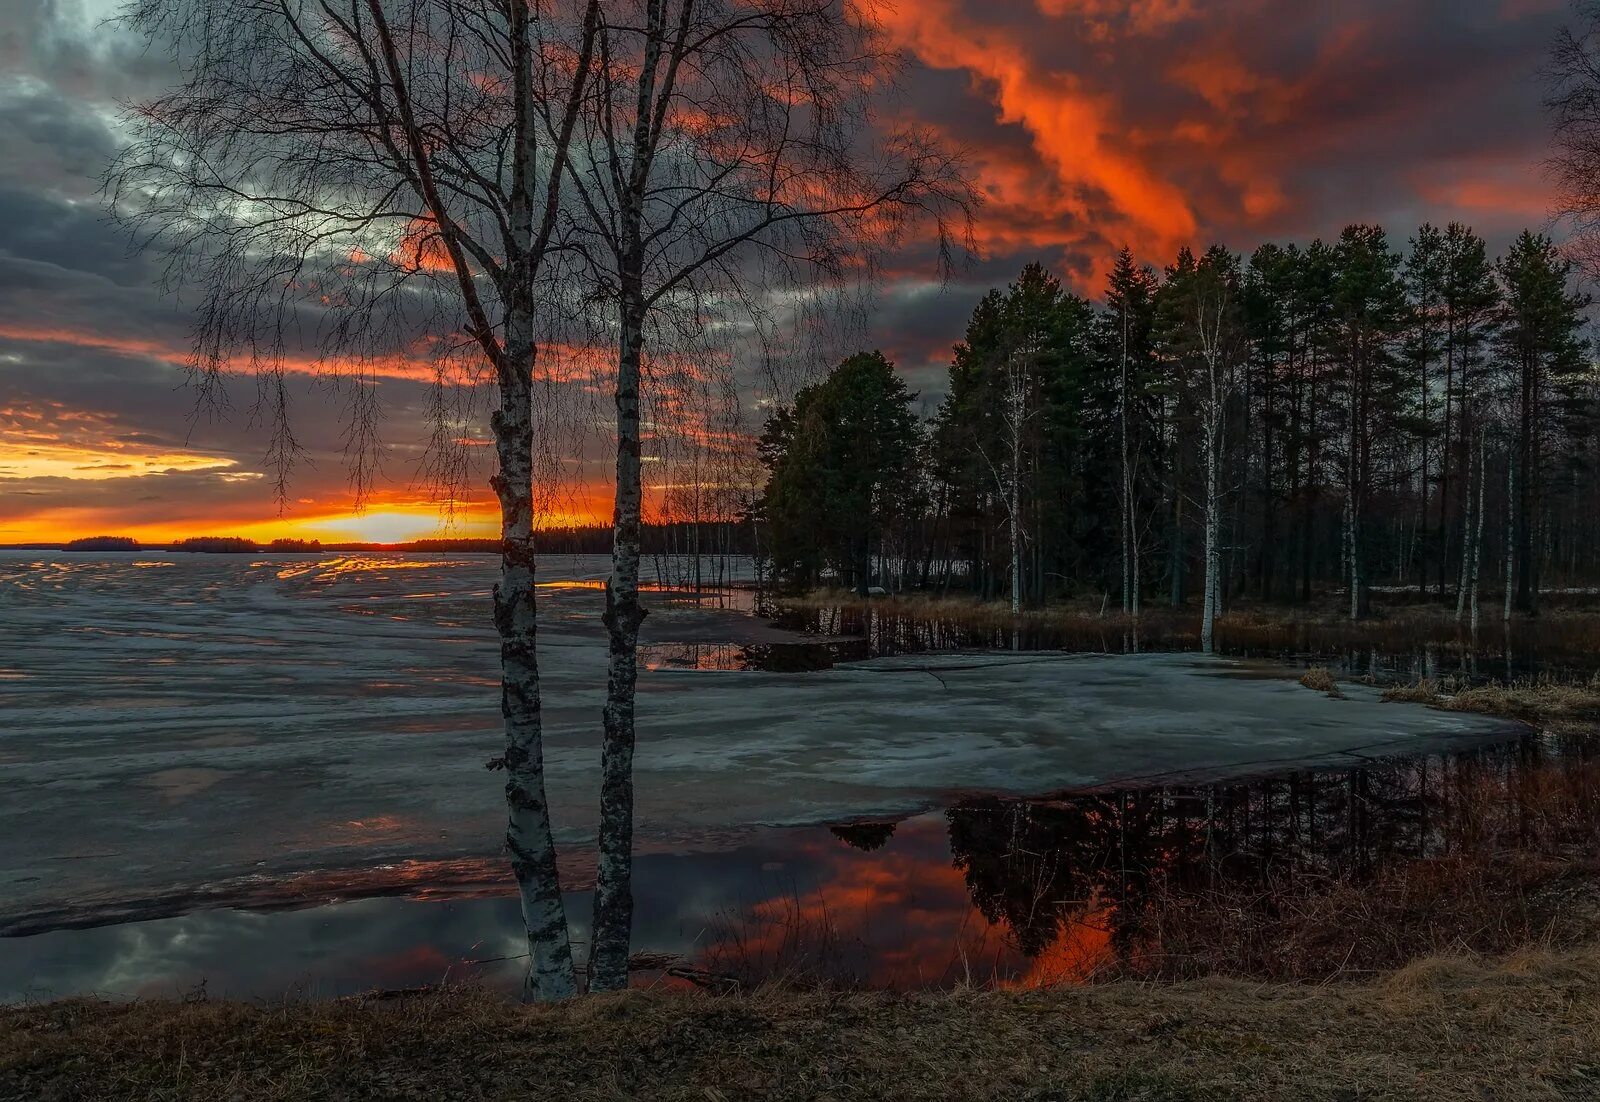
(776, 603), (1600, 683)
(6, 729), (1594, 1001)
(639, 639), (867, 672)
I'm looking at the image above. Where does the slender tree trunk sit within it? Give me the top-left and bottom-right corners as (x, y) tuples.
(1010, 466), (1021, 617)
(1504, 452), (1515, 624)
(1469, 436), (1486, 633)
(1006, 355), (1026, 617)
(1170, 491), (1184, 609)
(1439, 320), (1454, 602)
(1352, 352), (1367, 622)
(1347, 481), (1361, 622)
(1417, 348), (1429, 596)
(590, 289), (649, 992)
(1455, 435), (1475, 624)
(1302, 358), (1320, 604)
(1516, 357), (1535, 614)
(1119, 318), (1133, 615)
(492, 327), (578, 1001)
(1201, 419), (1221, 654)
(488, 0), (587, 997)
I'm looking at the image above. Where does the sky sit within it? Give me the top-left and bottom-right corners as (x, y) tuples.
(0, 0), (1575, 544)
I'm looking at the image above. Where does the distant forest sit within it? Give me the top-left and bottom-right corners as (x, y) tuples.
(46, 525), (752, 558)
(758, 225), (1596, 618)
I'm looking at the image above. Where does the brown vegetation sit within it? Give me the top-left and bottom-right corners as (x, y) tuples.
(775, 589), (1600, 665)
(1381, 677), (1600, 722)
(1297, 666), (1339, 695)
(1126, 851), (1600, 983)
(6, 947), (1599, 1101)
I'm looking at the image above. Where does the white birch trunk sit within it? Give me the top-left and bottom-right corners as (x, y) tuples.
(1194, 290), (1231, 656)
(1201, 417), (1221, 655)
(590, 292), (648, 992)
(492, 323), (578, 1002)
(491, 3), (580, 1000)
(1119, 315), (1133, 616)
(1503, 453), (1515, 624)
(1469, 436), (1486, 633)
(1347, 423), (1361, 622)
(1010, 477), (1021, 616)
(1455, 443), (1473, 623)
(1007, 352), (1025, 617)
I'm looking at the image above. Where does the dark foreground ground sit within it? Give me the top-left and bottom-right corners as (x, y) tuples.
(5, 947), (1599, 1101)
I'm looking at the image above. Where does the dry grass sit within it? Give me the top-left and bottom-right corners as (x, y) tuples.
(776, 589), (1600, 665)
(1382, 677), (1600, 721)
(1297, 666), (1339, 695)
(1380, 681), (1440, 705)
(5, 947), (1600, 1101)
(1125, 852), (1600, 983)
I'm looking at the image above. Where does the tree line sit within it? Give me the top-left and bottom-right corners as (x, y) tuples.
(759, 225), (1595, 644)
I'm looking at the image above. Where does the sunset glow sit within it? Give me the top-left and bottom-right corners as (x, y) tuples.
(0, 0), (1569, 544)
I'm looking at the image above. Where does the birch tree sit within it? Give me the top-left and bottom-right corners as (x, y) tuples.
(111, 0), (601, 1000)
(1193, 252), (1242, 653)
(1159, 247), (1242, 653)
(995, 346), (1035, 617)
(558, 0), (972, 991)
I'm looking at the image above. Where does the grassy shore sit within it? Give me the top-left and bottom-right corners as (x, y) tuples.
(1380, 678), (1600, 722)
(775, 588), (1600, 661)
(5, 949), (1599, 1101)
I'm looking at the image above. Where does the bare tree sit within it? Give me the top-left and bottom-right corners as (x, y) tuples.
(1549, 2), (1600, 280)
(1186, 253), (1242, 655)
(555, 0), (973, 990)
(111, 0), (601, 1000)
(975, 346), (1036, 619)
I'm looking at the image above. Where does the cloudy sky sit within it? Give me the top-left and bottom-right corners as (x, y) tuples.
(0, 0), (1573, 543)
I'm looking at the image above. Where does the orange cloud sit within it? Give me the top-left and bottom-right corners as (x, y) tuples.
(697, 819), (1118, 988)
(1417, 171), (1552, 220)
(869, 0), (1199, 269)
(0, 325), (616, 388)
(1034, 0), (1196, 38)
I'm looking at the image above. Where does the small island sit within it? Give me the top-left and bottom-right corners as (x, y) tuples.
(62, 536), (141, 552)
(170, 536), (260, 554)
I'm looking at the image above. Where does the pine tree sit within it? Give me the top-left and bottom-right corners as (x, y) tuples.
(1496, 232), (1591, 614)
(1403, 224), (1446, 593)
(1330, 225), (1410, 619)
(759, 352), (922, 594)
(1094, 249), (1161, 614)
(1439, 224), (1501, 605)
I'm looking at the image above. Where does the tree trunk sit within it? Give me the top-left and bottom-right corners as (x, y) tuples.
(1201, 422), (1220, 654)
(1469, 436), (1486, 633)
(1504, 452), (1515, 624)
(1008, 449), (1022, 617)
(491, 326), (578, 1001)
(1119, 322), (1133, 615)
(590, 291), (649, 992)
(1455, 436), (1475, 624)
(1516, 356), (1535, 614)
(1347, 485), (1361, 622)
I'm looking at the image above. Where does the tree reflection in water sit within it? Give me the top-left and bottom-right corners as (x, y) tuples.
(710, 729), (1600, 988)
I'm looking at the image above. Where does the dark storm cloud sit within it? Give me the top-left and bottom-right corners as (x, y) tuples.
(0, 0), (1579, 535)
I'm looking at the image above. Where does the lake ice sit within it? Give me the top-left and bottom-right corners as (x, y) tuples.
(0, 551), (1510, 935)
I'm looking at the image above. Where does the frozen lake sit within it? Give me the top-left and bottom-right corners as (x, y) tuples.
(0, 552), (1516, 998)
